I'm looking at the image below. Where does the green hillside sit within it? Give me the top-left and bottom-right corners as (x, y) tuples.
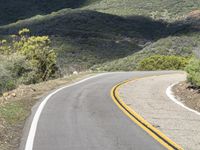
(0, 0), (99, 25)
(87, 0), (200, 21)
(2, 0), (200, 25)
(0, 0), (200, 74)
(0, 8), (171, 73)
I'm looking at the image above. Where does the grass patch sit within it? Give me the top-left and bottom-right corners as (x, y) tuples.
(0, 101), (28, 125)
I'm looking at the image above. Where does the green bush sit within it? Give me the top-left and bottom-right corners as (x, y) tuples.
(4, 54), (30, 78)
(0, 29), (58, 84)
(0, 64), (16, 94)
(0, 54), (31, 94)
(137, 55), (189, 71)
(0, 29), (59, 94)
(185, 58), (200, 87)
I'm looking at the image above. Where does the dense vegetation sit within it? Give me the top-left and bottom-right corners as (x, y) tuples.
(0, 29), (58, 94)
(137, 55), (189, 71)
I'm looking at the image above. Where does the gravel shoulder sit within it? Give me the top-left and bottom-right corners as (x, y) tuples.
(119, 73), (200, 150)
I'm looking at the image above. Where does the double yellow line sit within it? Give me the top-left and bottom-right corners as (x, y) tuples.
(111, 77), (183, 150)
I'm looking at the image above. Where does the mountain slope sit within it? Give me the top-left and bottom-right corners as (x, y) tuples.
(0, 9), (171, 73)
(0, 0), (200, 74)
(87, 0), (200, 21)
(0, 0), (99, 25)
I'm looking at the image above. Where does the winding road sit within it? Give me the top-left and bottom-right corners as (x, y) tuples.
(20, 71), (179, 150)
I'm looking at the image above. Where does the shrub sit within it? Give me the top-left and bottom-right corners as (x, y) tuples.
(4, 54), (30, 78)
(0, 64), (16, 94)
(0, 28), (58, 84)
(0, 29), (59, 94)
(137, 55), (189, 71)
(185, 58), (200, 87)
(0, 54), (30, 94)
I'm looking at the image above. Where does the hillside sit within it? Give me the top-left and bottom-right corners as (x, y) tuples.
(0, 0), (200, 74)
(0, 0), (99, 25)
(3, 0), (199, 25)
(92, 35), (198, 71)
(87, 0), (200, 21)
(0, 9), (170, 74)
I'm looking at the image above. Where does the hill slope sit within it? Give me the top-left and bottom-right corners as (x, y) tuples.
(0, 9), (171, 73)
(0, 0), (99, 25)
(86, 0), (200, 21)
(0, 0), (200, 74)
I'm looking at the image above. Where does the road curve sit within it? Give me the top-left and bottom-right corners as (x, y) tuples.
(20, 71), (179, 150)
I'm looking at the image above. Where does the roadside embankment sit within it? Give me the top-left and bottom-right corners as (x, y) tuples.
(173, 81), (200, 113)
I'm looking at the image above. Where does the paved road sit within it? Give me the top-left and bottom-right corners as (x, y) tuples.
(20, 71), (178, 150)
(119, 74), (200, 150)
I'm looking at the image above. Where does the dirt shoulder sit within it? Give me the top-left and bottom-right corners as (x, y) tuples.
(173, 81), (200, 112)
(0, 72), (96, 150)
(119, 73), (200, 150)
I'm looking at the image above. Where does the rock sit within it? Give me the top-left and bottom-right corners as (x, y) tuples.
(73, 71), (78, 75)
(11, 93), (16, 97)
(3, 92), (9, 97)
(30, 87), (36, 92)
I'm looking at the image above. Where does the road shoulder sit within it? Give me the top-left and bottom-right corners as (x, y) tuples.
(119, 74), (200, 150)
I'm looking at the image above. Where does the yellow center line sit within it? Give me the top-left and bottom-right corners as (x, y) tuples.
(110, 74), (184, 150)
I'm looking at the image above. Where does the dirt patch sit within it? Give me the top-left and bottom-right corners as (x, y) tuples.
(173, 81), (200, 112)
(0, 72), (96, 150)
(187, 10), (200, 19)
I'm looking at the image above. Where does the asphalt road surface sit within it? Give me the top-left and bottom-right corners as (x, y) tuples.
(20, 71), (179, 150)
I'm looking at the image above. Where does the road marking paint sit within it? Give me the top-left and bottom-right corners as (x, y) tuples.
(24, 73), (114, 150)
(166, 83), (200, 116)
(111, 75), (183, 150)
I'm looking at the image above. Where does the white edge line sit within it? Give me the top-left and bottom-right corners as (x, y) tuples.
(24, 73), (114, 150)
(166, 83), (200, 116)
